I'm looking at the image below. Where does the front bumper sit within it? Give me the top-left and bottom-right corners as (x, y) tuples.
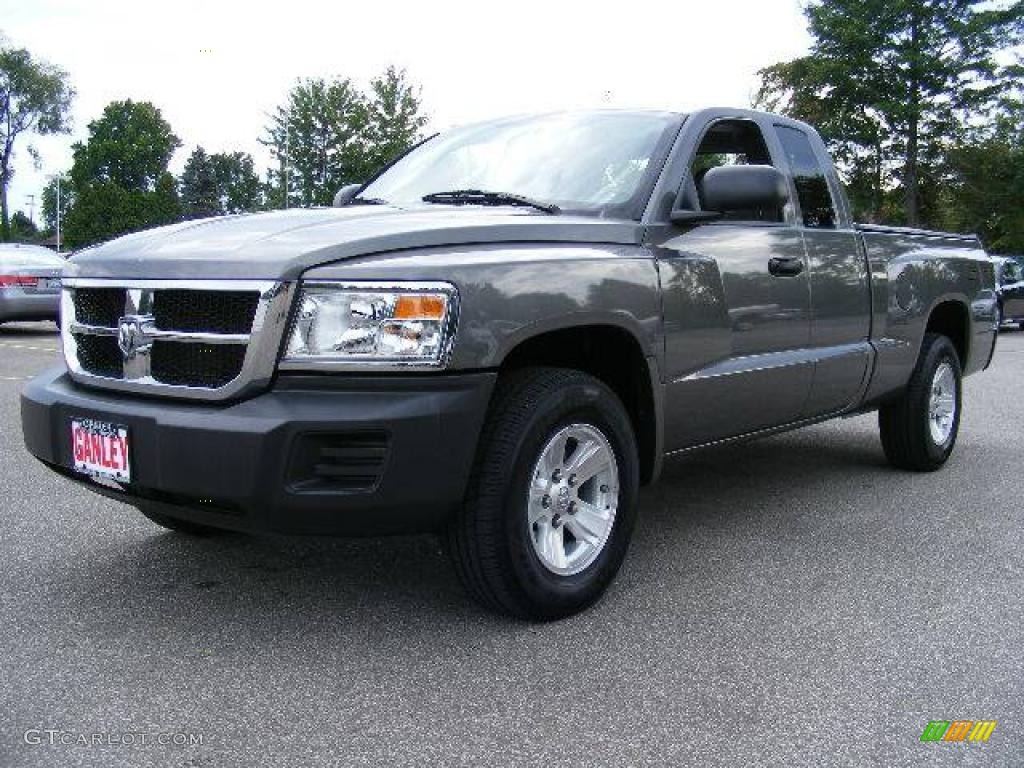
(21, 366), (496, 535)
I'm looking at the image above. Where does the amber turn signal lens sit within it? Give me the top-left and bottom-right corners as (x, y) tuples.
(393, 294), (446, 320)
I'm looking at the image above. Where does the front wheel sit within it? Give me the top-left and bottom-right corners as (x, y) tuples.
(879, 333), (962, 471)
(448, 367), (640, 621)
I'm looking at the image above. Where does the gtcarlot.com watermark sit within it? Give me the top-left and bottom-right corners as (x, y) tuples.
(24, 729), (203, 747)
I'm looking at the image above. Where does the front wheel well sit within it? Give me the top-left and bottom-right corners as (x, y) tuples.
(925, 301), (969, 368)
(498, 325), (658, 484)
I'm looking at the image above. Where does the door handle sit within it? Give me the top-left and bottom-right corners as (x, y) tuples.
(768, 257), (804, 277)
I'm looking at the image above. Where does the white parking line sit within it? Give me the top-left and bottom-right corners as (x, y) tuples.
(0, 342), (60, 353)
(0, 376), (29, 381)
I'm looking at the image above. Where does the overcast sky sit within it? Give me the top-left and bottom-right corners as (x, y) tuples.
(3, 0), (811, 224)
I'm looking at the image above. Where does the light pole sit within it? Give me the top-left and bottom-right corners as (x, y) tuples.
(45, 174), (61, 254)
(283, 122), (290, 210)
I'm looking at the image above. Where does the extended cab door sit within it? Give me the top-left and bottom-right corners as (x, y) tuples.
(651, 117), (813, 450)
(772, 124), (872, 417)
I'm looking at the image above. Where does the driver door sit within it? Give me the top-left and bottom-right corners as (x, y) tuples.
(651, 117), (812, 450)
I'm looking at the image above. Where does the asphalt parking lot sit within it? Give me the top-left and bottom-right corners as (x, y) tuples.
(0, 321), (1021, 768)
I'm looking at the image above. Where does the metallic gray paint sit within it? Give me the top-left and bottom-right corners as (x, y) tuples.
(66, 207), (642, 281)
(303, 243), (663, 371)
(51, 107), (996, 455)
(857, 229), (994, 405)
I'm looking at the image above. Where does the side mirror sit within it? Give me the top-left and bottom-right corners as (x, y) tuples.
(332, 184), (363, 207)
(698, 165), (789, 216)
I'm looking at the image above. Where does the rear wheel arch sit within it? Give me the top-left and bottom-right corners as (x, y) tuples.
(923, 299), (970, 369)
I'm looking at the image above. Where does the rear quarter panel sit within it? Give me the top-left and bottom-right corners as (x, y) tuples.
(860, 229), (995, 405)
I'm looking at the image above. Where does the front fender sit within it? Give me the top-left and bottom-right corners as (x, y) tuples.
(301, 243), (664, 370)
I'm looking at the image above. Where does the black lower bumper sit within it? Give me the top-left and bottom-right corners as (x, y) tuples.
(21, 366), (496, 535)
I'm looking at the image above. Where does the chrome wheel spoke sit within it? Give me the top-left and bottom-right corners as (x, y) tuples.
(565, 439), (611, 484)
(538, 523), (567, 570)
(526, 423), (619, 576)
(927, 361), (958, 445)
(565, 502), (607, 546)
(541, 431), (569, 478)
(528, 479), (550, 520)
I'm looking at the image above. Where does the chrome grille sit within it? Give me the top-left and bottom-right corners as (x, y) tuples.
(152, 289), (259, 334)
(62, 279), (294, 401)
(73, 287), (124, 327)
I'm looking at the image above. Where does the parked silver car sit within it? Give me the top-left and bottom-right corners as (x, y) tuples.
(0, 244), (64, 326)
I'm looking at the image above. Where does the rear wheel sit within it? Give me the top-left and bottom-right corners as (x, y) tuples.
(448, 367), (640, 621)
(879, 333), (962, 471)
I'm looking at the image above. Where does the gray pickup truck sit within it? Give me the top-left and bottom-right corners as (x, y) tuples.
(21, 108), (997, 620)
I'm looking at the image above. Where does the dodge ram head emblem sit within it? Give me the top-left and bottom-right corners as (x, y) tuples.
(117, 315), (151, 359)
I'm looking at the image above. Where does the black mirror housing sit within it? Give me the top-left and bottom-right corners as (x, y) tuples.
(699, 165), (789, 215)
(333, 184), (363, 207)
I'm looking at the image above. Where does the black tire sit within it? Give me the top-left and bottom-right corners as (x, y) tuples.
(448, 367), (640, 621)
(136, 505), (225, 536)
(878, 333), (962, 472)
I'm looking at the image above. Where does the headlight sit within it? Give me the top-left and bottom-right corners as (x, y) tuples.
(280, 281), (458, 369)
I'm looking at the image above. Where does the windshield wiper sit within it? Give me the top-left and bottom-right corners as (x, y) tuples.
(349, 196), (388, 206)
(421, 189), (560, 214)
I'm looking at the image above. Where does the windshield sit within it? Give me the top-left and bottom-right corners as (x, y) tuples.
(359, 111), (681, 219)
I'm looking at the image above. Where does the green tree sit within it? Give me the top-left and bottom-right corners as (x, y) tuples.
(263, 77), (368, 207)
(179, 146), (219, 218)
(64, 100), (182, 247)
(755, 0), (1024, 226)
(940, 107), (1024, 253)
(9, 209), (37, 240)
(211, 151), (263, 213)
(69, 100), (179, 191)
(364, 66), (428, 172)
(41, 172), (71, 237)
(180, 147), (264, 218)
(263, 69), (427, 207)
(0, 39), (74, 240)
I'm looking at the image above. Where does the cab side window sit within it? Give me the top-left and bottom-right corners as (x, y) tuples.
(774, 125), (837, 229)
(691, 120), (781, 223)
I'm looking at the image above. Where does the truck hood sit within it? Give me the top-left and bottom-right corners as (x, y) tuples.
(67, 206), (644, 280)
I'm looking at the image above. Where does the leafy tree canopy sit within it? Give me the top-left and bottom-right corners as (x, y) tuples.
(9, 209), (37, 241)
(0, 38), (74, 240)
(940, 105), (1024, 253)
(70, 99), (180, 191)
(41, 172), (71, 236)
(180, 146), (264, 218)
(263, 67), (427, 207)
(64, 100), (181, 247)
(755, 0), (1024, 226)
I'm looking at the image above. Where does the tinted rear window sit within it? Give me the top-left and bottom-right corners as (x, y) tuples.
(774, 125), (838, 229)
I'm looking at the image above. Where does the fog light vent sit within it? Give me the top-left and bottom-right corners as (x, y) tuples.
(287, 431), (389, 494)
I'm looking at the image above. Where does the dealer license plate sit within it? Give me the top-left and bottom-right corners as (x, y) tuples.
(70, 418), (131, 482)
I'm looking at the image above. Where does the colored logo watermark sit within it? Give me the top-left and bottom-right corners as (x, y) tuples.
(920, 720), (997, 742)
